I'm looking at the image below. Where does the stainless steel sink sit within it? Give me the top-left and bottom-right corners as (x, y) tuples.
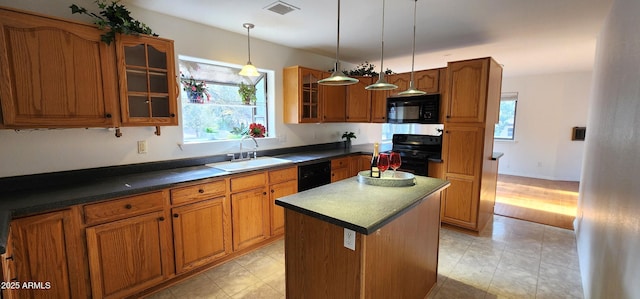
(205, 157), (293, 173)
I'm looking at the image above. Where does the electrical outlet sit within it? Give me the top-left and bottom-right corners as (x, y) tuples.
(137, 140), (148, 154)
(344, 228), (356, 250)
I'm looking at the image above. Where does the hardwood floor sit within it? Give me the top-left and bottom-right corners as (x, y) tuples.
(494, 174), (579, 230)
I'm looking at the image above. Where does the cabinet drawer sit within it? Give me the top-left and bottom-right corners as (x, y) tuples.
(331, 157), (351, 169)
(230, 172), (267, 192)
(269, 166), (297, 184)
(170, 180), (226, 206)
(84, 191), (166, 225)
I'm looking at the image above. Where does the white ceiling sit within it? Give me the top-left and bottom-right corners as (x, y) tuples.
(127, 0), (613, 77)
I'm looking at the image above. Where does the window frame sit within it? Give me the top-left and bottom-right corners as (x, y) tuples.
(494, 92), (518, 141)
(177, 55), (273, 144)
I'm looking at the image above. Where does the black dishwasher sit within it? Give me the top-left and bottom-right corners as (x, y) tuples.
(298, 161), (332, 192)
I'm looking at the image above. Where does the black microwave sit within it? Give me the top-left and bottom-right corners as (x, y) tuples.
(387, 94), (440, 124)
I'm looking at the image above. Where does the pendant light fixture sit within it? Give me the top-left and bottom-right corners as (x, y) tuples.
(366, 0), (397, 91)
(318, 0), (359, 86)
(397, 0), (426, 96)
(239, 23), (260, 77)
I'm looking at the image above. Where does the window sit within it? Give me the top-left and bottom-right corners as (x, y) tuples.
(495, 92), (518, 140)
(178, 56), (269, 143)
(381, 123), (444, 141)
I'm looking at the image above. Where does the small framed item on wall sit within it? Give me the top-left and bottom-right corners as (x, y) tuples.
(572, 126), (586, 141)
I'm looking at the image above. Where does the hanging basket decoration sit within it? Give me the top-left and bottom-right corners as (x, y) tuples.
(180, 72), (210, 103)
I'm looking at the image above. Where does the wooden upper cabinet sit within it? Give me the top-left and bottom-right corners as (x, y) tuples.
(116, 35), (178, 126)
(414, 69), (440, 94)
(370, 88), (388, 123)
(284, 66), (324, 123)
(0, 8), (119, 128)
(346, 76), (372, 122)
(446, 58), (489, 123)
(322, 84), (346, 122)
(387, 73), (411, 98)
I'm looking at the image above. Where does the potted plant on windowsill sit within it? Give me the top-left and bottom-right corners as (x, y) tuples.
(238, 82), (257, 105)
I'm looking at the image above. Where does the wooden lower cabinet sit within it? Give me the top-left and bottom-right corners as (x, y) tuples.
(4, 209), (88, 299)
(2, 166), (300, 297)
(85, 211), (173, 299)
(268, 166), (298, 236)
(351, 155), (371, 176)
(269, 180), (297, 236)
(172, 196), (231, 274)
(231, 187), (270, 251)
(331, 156), (351, 182)
(441, 174), (480, 229)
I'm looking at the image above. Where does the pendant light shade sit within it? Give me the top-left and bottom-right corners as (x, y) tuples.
(397, 0), (426, 96)
(366, 0), (397, 91)
(239, 23), (260, 77)
(318, 0), (359, 86)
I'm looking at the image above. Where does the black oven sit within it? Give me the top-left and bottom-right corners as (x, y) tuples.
(387, 94), (440, 124)
(390, 134), (442, 176)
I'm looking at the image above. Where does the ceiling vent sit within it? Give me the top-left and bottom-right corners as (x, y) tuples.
(264, 1), (300, 15)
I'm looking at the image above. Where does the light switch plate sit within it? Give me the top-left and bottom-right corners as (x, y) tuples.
(344, 228), (356, 250)
(137, 140), (148, 154)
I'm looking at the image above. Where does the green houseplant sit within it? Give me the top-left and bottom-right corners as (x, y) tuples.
(238, 82), (257, 105)
(341, 131), (356, 148)
(70, 0), (157, 45)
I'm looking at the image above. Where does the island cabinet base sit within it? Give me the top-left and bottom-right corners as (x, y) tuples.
(284, 192), (441, 299)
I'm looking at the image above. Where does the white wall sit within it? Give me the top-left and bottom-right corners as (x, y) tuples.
(0, 0), (380, 178)
(494, 71), (592, 181)
(576, 0), (640, 297)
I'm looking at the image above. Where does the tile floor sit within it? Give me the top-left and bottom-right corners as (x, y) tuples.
(147, 215), (583, 299)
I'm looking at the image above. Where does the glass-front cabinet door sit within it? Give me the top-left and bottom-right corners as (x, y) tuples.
(299, 68), (324, 123)
(116, 35), (178, 126)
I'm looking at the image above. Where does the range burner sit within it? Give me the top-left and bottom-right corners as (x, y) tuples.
(390, 134), (442, 176)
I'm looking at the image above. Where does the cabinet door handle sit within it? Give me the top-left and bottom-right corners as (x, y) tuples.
(5, 255), (13, 261)
(173, 213), (179, 218)
(198, 189), (205, 193)
(446, 115), (451, 118)
(105, 113), (112, 118)
(263, 191), (267, 195)
(158, 216), (165, 221)
(125, 204), (132, 209)
(10, 278), (17, 282)
(271, 189), (275, 193)
(170, 113), (176, 117)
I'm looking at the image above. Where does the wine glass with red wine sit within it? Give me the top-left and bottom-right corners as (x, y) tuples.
(377, 153), (390, 177)
(390, 152), (402, 177)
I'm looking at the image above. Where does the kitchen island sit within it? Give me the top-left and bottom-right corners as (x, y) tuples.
(275, 175), (449, 299)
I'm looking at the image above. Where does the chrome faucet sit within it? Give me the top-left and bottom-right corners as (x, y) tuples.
(232, 135), (258, 161)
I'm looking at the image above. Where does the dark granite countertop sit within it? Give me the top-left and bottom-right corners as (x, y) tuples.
(275, 175), (449, 235)
(0, 142), (386, 253)
(0, 141), (443, 253)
